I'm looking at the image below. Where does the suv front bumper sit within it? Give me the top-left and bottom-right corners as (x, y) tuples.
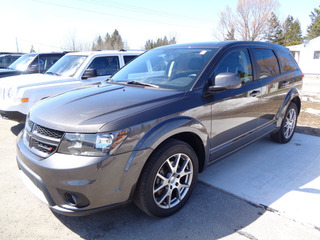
(16, 131), (152, 216)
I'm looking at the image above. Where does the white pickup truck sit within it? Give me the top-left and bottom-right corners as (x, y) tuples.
(0, 50), (143, 122)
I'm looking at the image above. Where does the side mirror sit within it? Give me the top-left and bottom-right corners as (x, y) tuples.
(209, 73), (242, 92)
(82, 69), (97, 79)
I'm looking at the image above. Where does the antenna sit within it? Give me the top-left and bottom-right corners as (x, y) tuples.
(16, 38), (20, 52)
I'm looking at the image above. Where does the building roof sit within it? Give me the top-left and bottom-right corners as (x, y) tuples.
(288, 36), (320, 51)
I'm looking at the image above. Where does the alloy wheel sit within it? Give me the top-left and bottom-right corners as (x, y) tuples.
(153, 153), (193, 209)
(284, 108), (297, 139)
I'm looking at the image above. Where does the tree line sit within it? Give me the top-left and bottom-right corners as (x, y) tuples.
(91, 29), (176, 51)
(59, 2), (320, 53)
(218, 1), (320, 46)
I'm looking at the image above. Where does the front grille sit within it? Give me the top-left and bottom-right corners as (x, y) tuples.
(35, 125), (64, 139)
(24, 118), (65, 157)
(32, 140), (57, 154)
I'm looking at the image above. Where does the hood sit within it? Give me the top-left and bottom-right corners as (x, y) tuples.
(30, 83), (184, 133)
(0, 68), (19, 77)
(0, 73), (74, 88)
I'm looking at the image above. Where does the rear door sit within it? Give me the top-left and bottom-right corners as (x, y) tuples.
(209, 47), (262, 161)
(251, 48), (301, 135)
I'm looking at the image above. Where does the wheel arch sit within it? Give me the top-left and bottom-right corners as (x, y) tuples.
(276, 88), (301, 128)
(125, 116), (210, 174)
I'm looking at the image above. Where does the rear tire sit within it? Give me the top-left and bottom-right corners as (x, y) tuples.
(134, 139), (198, 218)
(271, 102), (298, 143)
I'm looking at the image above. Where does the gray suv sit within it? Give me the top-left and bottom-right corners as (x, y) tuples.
(16, 41), (302, 217)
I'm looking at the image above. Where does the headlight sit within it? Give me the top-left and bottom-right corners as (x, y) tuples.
(58, 129), (129, 156)
(7, 87), (16, 99)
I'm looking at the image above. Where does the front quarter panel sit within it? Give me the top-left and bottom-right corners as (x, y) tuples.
(124, 116), (210, 172)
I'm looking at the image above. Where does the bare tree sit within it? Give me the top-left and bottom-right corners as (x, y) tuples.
(61, 31), (91, 51)
(216, 6), (236, 41)
(217, 0), (279, 41)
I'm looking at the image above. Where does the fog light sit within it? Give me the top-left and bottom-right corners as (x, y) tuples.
(61, 190), (90, 208)
(65, 192), (78, 206)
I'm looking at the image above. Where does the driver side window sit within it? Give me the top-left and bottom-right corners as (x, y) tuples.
(88, 56), (120, 76)
(215, 49), (253, 84)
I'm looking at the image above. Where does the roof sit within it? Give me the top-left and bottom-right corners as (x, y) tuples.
(23, 52), (67, 56)
(287, 36), (320, 51)
(0, 52), (25, 54)
(68, 50), (145, 56)
(158, 41), (287, 51)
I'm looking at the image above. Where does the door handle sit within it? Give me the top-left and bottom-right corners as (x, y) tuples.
(250, 90), (261, 97)
(280, 81), (291, 88)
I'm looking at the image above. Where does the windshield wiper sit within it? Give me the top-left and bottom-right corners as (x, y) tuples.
(126, 80), (159, 88)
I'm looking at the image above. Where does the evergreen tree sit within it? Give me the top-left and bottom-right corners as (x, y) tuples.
(104, 33), (111, 49)
(145, 36), (176, 50)
(30, 45), (35, 53)
(92, 35), (104, 50)
(282, 16), (302, 46)
(265, 12), (283, 44)
(109, 29), (124, 50)
(92, 29), (125, 50)
(306, 5), (320, 40)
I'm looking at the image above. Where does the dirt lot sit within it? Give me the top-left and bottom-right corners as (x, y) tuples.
(296, 75), (320, 136)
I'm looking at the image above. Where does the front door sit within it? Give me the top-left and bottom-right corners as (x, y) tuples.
(209, 48), (262, 162)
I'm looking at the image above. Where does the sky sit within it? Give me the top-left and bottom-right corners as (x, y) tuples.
(0, 0), (318, 52)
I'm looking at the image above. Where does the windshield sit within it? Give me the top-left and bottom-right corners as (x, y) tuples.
(46, 55), (87, 77)
(8, 54), (36, 71)
(112, 47), (217, 91)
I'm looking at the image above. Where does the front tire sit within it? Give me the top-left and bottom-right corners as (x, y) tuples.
(271, 102), (298, 143)
(134, 139), (198, 217)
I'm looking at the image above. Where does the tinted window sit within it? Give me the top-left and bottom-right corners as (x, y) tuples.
(254, 49), (280, 79)
(276, 50), (298, 72)
(88, 56), (120, 76)
(0, 55), (21, 68)
(124, 55), (138, 64)
(215, 49), (253, 83)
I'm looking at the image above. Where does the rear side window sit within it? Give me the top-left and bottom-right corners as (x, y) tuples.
(124, 55), (138, 64)
(276, 50), (299, 72)
(215, 48), (253, 83)
(88, 56), (120, 76)
(253, 49), (280, 79)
